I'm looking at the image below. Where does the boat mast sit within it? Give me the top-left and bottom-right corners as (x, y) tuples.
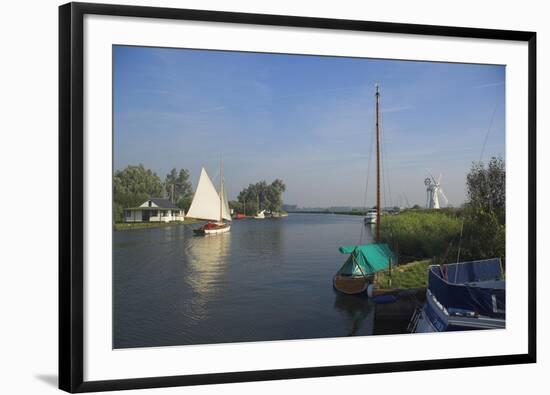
(375, 84), (381, 242)
(219, 159), (223, 222)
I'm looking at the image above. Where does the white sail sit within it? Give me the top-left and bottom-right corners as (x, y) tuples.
(220, 180), (232, 221)
(186, 168), (222, 221)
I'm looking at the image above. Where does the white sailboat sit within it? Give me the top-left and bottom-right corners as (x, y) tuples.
(186, 165), (232, 235)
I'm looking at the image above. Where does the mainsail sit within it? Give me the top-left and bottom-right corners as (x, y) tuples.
(187, 167), (233, 222)
(186, 168), (222, 221)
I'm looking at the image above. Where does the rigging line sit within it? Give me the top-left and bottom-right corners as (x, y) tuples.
(379, 109), (392, 209)
(478, 101), (499, 163)
(455, 219), (465, 271)
(384, 121), (393, 208)
(377, 101), (386, 211)
(359, 106), (376, 245)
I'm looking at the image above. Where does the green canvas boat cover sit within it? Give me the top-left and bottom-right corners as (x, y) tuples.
(337, 243), (394, 276)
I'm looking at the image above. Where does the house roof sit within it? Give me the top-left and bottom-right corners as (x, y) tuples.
(149, 198), (179, 209)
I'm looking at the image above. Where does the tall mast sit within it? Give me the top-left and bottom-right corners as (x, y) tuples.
(375, 84), (381, 242)
(219, 159), (223, 222)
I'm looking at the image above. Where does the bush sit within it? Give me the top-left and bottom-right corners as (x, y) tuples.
(459, 209), (505, 261)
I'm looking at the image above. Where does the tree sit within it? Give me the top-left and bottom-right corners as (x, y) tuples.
(266, 179), (286, 212)
(461, 156), (506, 261)
(466, 156), (505, 223)
(460, 209), (505, 261)
(113, 164), (164, 222)
(164, 168), (193, 210)
(236, 179), (286, 215)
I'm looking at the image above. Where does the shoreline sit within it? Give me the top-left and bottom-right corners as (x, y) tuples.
(114, 219), (201, 231)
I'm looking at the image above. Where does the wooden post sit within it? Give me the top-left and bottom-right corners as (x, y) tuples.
(388, 256), (392, 289)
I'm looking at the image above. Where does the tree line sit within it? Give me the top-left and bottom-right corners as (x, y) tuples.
(113, 164), (288, 222)
(233, 179), (286, 216)
(113, 164), (192, 222)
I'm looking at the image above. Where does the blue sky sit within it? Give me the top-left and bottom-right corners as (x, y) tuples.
(113, 45), (505, 208)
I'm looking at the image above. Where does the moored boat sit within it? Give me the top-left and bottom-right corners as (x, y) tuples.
(186, 165), (232, 236)
(254, 210), (266, 219)
(408, 258), (505, 333)
(364, 208), (377, 225)
(334, 85), (390, 295)
(333, 244), (394, 295)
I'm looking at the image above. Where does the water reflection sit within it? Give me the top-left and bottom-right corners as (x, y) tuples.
(181, 232), (231, 321)
(333, 292), (375, 336)
(185, 232), (231, 293)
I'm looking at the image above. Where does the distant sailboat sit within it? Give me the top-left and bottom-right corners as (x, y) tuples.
(187, 165), (232, 235)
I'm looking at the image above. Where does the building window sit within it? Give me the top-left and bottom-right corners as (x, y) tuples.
(125, 211), (131, 217)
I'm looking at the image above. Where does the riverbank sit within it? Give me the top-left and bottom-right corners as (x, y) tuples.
(114, 218), (201, 231)
(375, 260), (431, 289)
(371, 260), (430, 335)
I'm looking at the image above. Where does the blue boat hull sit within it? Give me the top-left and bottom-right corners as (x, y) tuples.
(409, 259), (506, 333)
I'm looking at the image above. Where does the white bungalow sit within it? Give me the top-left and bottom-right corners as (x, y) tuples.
(124, 198), (185, 223)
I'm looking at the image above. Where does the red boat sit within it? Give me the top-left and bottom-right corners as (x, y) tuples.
(233, 213), (247, 220)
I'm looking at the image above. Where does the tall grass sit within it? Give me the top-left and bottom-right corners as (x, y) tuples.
(379, 208), (505, 263)
(380, 210), (462, 263)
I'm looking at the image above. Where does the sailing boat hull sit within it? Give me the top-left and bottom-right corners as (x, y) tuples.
(333, 274), (371, 295)
(193, 222), (231, 236)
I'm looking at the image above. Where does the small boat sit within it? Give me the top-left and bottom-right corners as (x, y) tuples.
(233, 213), (247, 220)
(333, 244), (394, 295)
(408, 258), (505, 333)
(254, 210), (266, 219)
(364, 208), (377, 225)
(186, 165), (232, 236)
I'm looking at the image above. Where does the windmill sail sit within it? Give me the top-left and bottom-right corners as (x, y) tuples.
(187, 168), (222, 221)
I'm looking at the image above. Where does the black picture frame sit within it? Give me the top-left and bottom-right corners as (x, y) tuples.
(59, 2), (537, 392)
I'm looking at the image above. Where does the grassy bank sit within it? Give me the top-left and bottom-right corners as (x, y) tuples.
(375, 259), (431, 289)
(379, 208), (505, 263)
(114, 218), (201, 231)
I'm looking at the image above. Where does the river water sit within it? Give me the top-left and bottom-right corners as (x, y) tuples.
(113, 213), (382, 348)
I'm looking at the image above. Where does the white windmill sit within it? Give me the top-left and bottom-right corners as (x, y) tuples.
(424, 174), (449, 209)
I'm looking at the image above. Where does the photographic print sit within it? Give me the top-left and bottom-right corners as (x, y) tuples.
(112, 45), (506, 349)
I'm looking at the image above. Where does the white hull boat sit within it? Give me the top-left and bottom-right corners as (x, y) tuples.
(186, 165), (232, 236)
(194, 222), (231, 235)
(254, 210), (266, 219)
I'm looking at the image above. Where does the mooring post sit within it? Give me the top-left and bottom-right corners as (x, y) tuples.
(388, 256), (392, 288)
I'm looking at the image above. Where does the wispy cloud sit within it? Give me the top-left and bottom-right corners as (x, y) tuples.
(473, 81), (504, 89)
